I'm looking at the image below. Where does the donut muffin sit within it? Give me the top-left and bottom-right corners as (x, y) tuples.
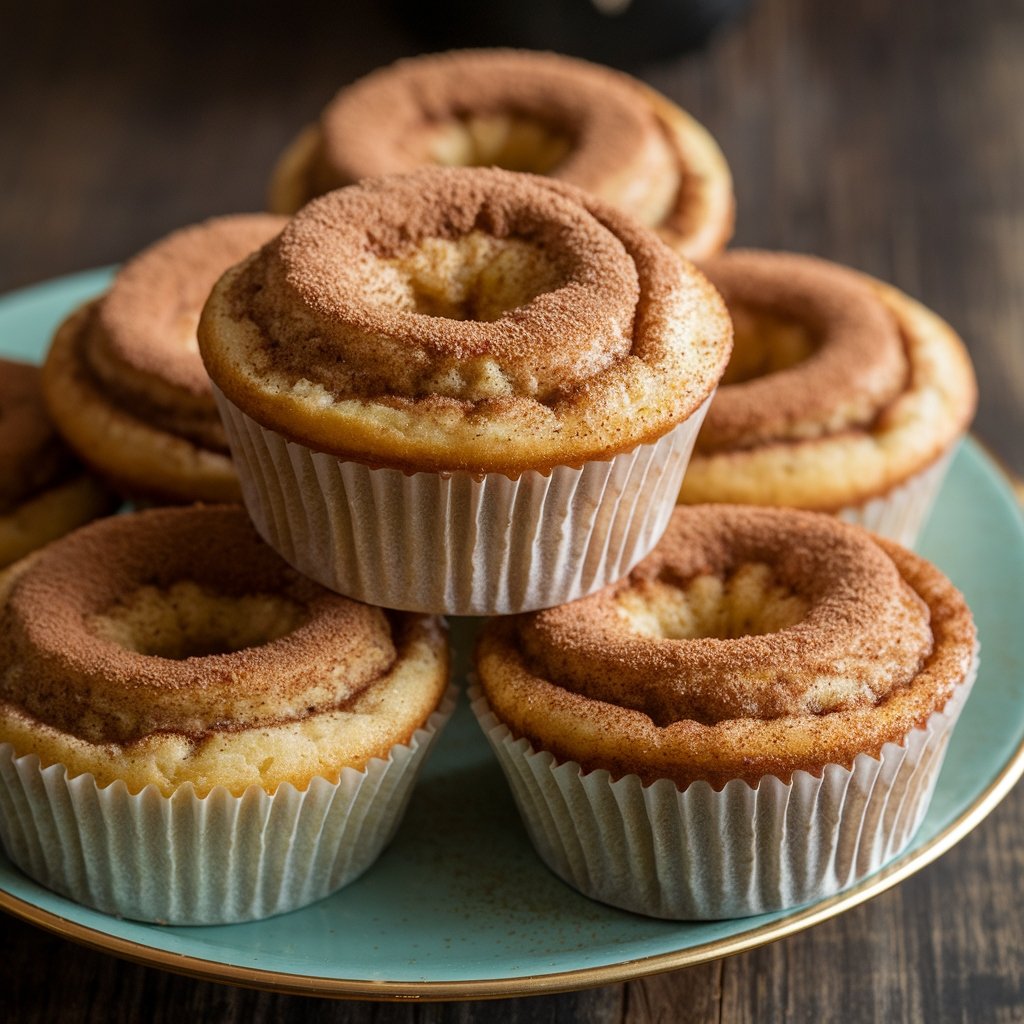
(0, 358), (115, 567)
(268, 49), (734, 261)
(0, 506), (452, 924)
(201, 167), (732, 615)
(43, 215), (285, 504)
(678, 251), (978, 546)
(474, 505), (978, 918)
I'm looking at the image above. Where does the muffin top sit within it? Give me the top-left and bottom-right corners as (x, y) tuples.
(269, 49), (734, 260)
(82, 214), (286, 451)
(0, 359), (77, 512)
(0, 506), (448, 794)
(477, 505), (976, 788)
(42, 215), (288, 505)
(203, 167), (732, 475)
(680, 251), (978, 509)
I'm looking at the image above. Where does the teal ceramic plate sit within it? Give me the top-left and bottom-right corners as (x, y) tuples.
(1, 270), (1022, 1000)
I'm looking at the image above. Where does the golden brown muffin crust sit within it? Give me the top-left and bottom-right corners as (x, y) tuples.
(42, 216), (287, 504)
(203, 168), (732, 475)
(679, 255), (978, 510)
(268, 49), (734, 260)
(0, 507), (419, 745)
(477, 506), (977, 788)
(318, 49), (671, 197)
(698, 250), (909, 451)
(85, 214), (287, 450)
(0, 359), (76, 510)
(0, 506), (450, 795)
(0, 358), (118, 567)
(247, 170), (639, 402)
(98, 217), (285, 396)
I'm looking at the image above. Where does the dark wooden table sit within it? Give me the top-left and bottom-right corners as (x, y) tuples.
(2, 1), (1022, 1020)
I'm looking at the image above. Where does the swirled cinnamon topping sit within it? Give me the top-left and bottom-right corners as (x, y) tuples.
(42, 216), (286, 503)
(477, 505), (976, 787)
(86, 215), (286, 450)
(202, 167), (731, 475)
(697, 250), (909, 451)
(0, 507), (444, 751)
(679, 251), (977, 510)
(267, 49), (734, 260)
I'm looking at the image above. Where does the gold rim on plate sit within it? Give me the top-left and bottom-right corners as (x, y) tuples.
(0, 731), (1021, 1002)
(1, 448), (1022, 1001)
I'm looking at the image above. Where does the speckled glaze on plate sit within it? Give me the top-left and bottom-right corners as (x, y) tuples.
(1, 269), (1022, 1001)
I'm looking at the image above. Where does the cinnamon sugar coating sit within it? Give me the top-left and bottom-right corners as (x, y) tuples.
(43, 215), (285, 503)
(202, 168), (732, 475)
(679, 252), (978, 510)
(0, 507), (448, 790)
(697, 251), (909, 450)
(477, 506), (977, 788)
(93, 215), (286, 443)
(0, 360), (75, 510)
(267, 49), (734, 260)
(0, 359), (115, 567)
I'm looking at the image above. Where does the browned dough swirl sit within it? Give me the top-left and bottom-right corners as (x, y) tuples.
(0, 360), (76, 511)
(678, 252), (978, 511)
(42, 216), (286, 503)
(86, 215), (287, 450)
(267, 49), (734, 260)
(0, 358), (115, 568)
(203, 167), (732, 476)
(697, 250), (909, 451)
(0, 507), (404, 744)
(477, 505), (977, 787)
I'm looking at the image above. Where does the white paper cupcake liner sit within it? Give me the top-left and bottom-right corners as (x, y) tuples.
(838, 447), (956, 548)
(0, 688), (456, 925)
(214, 385), (712, 615)
(470, 653), (977, 920)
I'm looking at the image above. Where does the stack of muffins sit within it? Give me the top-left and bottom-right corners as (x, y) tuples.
(0, 49), (979, 924)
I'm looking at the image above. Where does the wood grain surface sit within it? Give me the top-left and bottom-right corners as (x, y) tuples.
(1, 1), (1022, 1021)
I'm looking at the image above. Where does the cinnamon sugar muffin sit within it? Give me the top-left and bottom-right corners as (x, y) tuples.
(0, 506), (452, 924)
(474, 505), (978, 918)
(43, 215), (285, 504)
(0, 358), (115, 567)
(678, 251), (978, 545)
(201, 167), (732, 614)
(268, 49), (734, 260)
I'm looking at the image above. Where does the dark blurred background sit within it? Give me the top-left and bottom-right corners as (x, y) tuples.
(1, 2), (1023, 1021)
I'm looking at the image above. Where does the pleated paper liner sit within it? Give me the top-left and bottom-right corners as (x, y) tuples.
(470, 652), (978, 920)
(215, 384), (712, 615)
(0, 687), (456, 925)
(837, 447), (956, 548)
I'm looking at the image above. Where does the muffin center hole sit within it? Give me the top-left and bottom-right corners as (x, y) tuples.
(88, 581), (307, 659)
(428, 114), (573, 175)
(616, 564), (809, 640)
(721, 304), (819, 386)
(385, 230), (568, 321)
